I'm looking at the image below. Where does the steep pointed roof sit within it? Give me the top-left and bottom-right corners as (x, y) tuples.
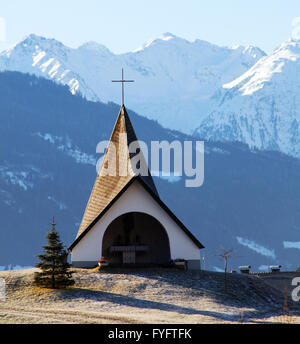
(76, 105), (158, 239)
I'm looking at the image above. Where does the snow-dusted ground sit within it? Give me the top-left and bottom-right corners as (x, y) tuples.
(0, 268), (298, 324)
(34, 132), (97, 166)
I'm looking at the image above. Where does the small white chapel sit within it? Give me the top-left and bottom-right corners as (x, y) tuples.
(68, 73), (204, 270)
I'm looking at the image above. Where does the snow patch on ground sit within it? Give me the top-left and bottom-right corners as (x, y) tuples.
(0, 165), (52, 191)
(58, 145), (96, 165)
(236, 236), (276, 259)
(47, 196), (67, 210)
(259, 265), (269, 272)
(35, 132), (60, 144)
(211, 147), (231, 155)
(0, 168), (33, 191)
(4, 199), (16, 207)
(205, 147), (231, 155)
(283, 241), (300, 250)
(34, 132), (96, 165)
(213, 266), (224, 272)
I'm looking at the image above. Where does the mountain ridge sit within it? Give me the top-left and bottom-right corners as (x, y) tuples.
(195, 38), (300, 158)
(0, 33), (266, 133)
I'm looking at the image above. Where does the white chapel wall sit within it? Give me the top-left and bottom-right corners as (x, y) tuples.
(71, 180), (201, 263)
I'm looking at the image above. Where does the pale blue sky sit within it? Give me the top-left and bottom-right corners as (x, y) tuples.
(0, 0), (300, 54)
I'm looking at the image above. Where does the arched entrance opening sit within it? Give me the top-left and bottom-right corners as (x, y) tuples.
(102, 212), (171, 266)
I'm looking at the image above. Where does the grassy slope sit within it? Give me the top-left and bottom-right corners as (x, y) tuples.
(0, 268), (299, 324)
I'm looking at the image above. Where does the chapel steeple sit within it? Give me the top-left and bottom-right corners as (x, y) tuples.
(76, 104), (158, 239)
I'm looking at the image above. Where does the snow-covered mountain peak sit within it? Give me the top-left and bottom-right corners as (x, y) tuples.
(271, 38), (300, 58)
(78, 41), (112, 55)
(0, 33), (266, 133)
(223, 39), (300, 96)
(132, 32), (187, 52)
(19, 34), (65, 50)
(195, 38), (300, 158)
(234, 45), (266, 59)
(160, 32), (177, 40)
(0, 34), (44, 57)
(23, 33), (49, 42)
(1, 34), (69, 62)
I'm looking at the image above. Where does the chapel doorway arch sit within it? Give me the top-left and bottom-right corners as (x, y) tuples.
(102, 212), (171, 265)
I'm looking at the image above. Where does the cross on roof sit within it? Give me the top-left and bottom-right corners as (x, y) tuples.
(112, 68), (134, 105)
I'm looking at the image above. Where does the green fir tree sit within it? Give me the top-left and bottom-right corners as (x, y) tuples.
(34, 218), (74, 289)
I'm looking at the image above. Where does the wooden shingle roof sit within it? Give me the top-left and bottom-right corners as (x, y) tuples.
(76, 105), (158, 239)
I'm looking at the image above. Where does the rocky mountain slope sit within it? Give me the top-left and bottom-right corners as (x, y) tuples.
(195, 38), (300, 158)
